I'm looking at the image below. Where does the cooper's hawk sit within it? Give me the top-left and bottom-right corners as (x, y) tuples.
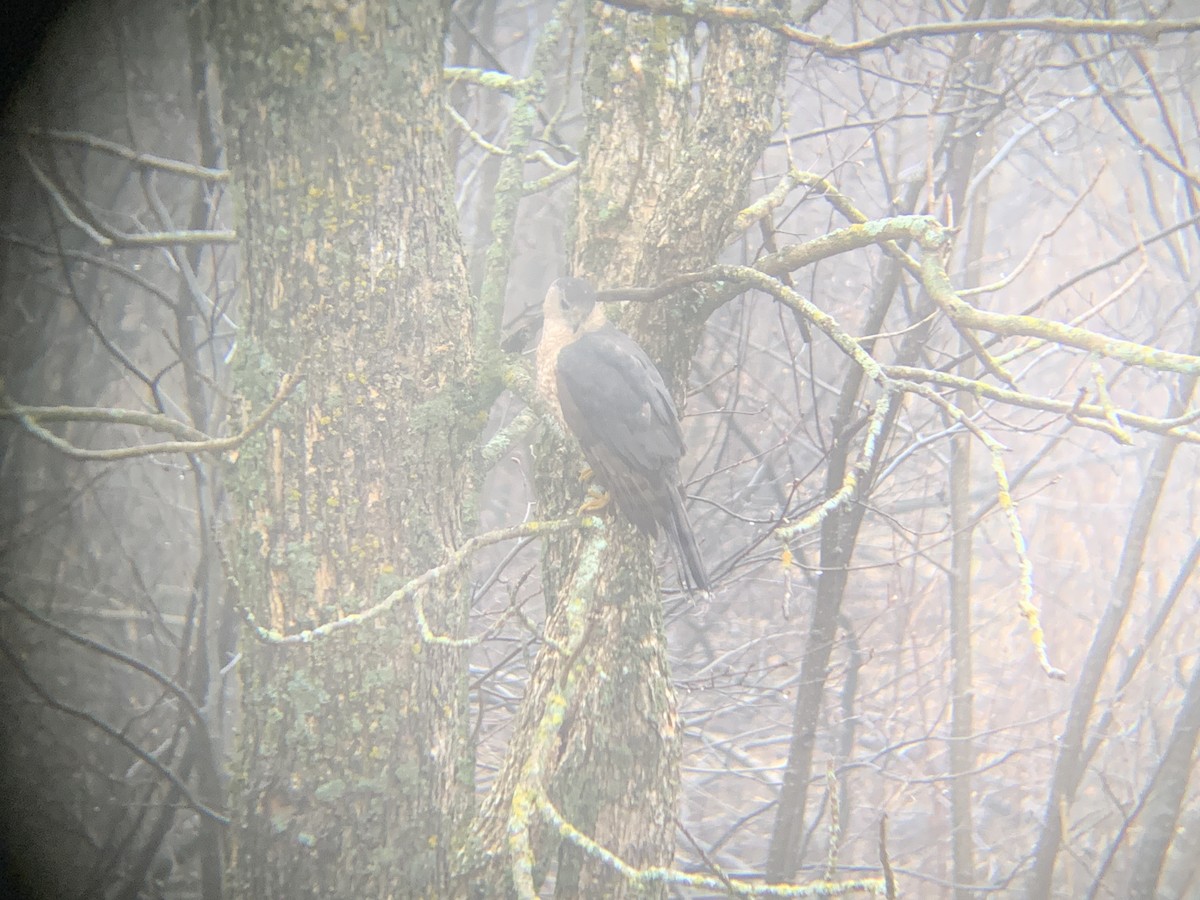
(536, 276), (710, 594)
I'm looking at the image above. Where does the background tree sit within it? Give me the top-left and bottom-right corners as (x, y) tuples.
(3, 1), (1200, 898)
(208, 0), (477, 895)
(0, 3), (235, 896)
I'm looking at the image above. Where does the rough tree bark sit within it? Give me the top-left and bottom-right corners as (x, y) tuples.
(211, 1), (475, 895)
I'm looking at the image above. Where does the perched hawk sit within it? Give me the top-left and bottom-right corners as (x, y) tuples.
(536, 276), (710, 594)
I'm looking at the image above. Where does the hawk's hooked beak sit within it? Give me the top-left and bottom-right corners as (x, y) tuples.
(550, 278), (600, 333)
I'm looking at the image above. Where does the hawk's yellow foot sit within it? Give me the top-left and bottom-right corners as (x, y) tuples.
(577, 486), (611, 515)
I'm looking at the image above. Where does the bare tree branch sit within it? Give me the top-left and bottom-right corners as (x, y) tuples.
(20, 146), (237, 247)
(1, 370), (301, 461)
(18, 127), (231, 180)
(601, 0), (1200, 57)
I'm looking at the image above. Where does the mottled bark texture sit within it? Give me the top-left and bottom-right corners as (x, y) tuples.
(465, 4), (786, 896)
(212, 1), (474, 896)
(576, 5), (785, 387)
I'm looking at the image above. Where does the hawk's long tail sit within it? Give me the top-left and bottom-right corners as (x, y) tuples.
(665, 485), (711, 596)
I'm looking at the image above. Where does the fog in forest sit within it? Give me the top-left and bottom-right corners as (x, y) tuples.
(1, 1), (1199, 897)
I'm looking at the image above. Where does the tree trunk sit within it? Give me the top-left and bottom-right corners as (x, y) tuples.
(1126, 654), (1200, 899)
(211, 1), (475, 895)
(1026, 379), (1195, 897)
(557, 6), (787, 891)
(465, 5), (786, 895)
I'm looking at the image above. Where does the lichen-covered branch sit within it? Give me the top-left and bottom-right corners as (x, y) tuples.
(922, 254), (1200, 375)
(884, 366), (1200, 444)
(475, 1), (570, 348)
(600, 0), (1200, 57)
(535, 794), (885, 896)
(774, 394), (892, 542)
(894, 380), (1065, 680)
(443, 65), (524, 93)
(245, 517), (575, 646)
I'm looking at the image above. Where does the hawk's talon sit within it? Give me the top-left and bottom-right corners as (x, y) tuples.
(577, 487), (610, 515)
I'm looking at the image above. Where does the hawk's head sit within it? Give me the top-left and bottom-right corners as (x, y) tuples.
(545, 277), (603, 334)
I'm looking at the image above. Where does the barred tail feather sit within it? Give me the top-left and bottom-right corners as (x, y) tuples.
(666, 486), (710, 596)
